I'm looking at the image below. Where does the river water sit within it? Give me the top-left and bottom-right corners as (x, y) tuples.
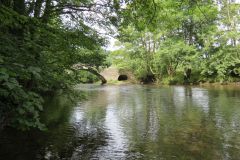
(1, 84), (240, 160)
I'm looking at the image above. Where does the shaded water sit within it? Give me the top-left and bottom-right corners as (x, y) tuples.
(1, 84), (240, 160)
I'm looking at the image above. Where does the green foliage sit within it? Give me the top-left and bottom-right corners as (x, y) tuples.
(153, 40), (197, 77)
(0, 67), (44, 130)
(200, 46), (240, 83)
(161, 74), (184, 85)
(111, 0), (240, 84)
(76, 71), (99, 83)
(0, 0), (114, 130)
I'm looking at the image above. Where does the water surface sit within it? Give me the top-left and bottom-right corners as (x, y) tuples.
(1, 84), (240, 160)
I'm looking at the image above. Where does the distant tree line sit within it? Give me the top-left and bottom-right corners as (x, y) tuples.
(111, 0), (240, 84)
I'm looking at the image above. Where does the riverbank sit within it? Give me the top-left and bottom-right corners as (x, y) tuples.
(99, 68), (240, 87)
(197, 82), (240, 90)
(99, 79), (240, 89)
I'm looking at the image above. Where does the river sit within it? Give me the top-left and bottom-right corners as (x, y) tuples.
(1, 84), (240, 160)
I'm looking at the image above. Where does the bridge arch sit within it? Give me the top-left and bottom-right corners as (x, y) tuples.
(72, 64), (107, 84)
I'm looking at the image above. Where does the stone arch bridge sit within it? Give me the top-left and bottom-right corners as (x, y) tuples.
(72, 64), (132, 84)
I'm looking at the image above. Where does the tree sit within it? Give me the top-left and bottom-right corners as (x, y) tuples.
(0, 0), (122, 130)
(114, 0), (219, 84)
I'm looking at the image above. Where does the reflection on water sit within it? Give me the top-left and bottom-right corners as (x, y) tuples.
(1, 84), (240, 160)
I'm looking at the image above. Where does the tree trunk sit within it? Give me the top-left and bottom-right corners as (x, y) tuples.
(72, 64), (107, 84)
(184, 68), (191, 84)
(34, 0), (43, 18)
(42, 0), (52, 23)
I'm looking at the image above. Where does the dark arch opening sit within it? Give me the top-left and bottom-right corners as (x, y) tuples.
(118, 75), (128, 81)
